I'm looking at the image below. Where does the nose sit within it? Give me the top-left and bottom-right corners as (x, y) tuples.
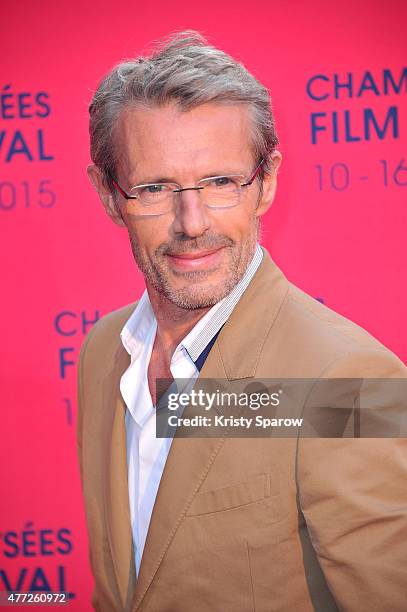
(171, 188), (211, 238)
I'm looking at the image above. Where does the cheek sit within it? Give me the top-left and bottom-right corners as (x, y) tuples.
(215, 193), (257, 221)
(127, 219), (169, 251)
(214, 208), (257, 238)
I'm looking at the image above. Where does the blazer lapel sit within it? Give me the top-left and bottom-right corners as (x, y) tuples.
(131, 342), (229, 610)
(103, 333), (231, 611)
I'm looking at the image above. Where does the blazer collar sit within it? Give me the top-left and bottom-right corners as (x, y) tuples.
(216, 247), (289, 379)
(104, 247), (289, 610)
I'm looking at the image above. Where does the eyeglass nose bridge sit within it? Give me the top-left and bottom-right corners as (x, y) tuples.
(172, 186), (205, 194)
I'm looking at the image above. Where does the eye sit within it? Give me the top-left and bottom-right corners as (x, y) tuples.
(143, 184), (166, 193)
(213, 176), (232, 187)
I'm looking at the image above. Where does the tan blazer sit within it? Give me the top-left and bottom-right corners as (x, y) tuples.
(77, 248), (407, 612)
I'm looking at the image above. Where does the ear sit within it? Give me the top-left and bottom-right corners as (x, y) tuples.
(255, 150), (283, 218)
(87, 164), (126, 227)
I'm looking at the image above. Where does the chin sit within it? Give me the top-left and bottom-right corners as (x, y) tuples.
(163, 282), (230, 310)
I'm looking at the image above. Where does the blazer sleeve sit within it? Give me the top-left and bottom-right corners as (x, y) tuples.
(297, 347), (407, 612)
(76, 326), (103, 612)
(76, 325), (95, 487)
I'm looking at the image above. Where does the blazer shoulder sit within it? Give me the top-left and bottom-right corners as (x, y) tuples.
(286, 283), (378, 344)
(78, 300), (139, 370)
(269, 280), (406, 376)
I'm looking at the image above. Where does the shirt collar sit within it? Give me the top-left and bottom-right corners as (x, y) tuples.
(120, 290), (156, 359)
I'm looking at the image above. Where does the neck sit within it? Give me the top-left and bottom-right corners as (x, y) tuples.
(146, 283), (213, 364)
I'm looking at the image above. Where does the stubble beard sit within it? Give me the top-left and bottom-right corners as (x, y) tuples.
(128, 220), (259, 310)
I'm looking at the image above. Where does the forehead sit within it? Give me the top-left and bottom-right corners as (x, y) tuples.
(115, 101), (254, 181)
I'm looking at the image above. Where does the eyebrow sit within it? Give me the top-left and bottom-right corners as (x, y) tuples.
(132, 177), (178, 185)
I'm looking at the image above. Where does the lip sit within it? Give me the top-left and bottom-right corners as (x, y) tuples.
(166, 247), (224, 270)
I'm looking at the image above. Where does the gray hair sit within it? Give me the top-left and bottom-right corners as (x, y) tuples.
(89, 30), (279, 194)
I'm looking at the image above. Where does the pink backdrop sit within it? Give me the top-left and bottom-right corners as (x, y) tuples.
(1, 0), (406, 608)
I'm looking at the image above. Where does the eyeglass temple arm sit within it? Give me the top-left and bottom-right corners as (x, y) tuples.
(241, 158), (265, 187)
(113, 178), (132, 199)
(106, 169), (133, 200)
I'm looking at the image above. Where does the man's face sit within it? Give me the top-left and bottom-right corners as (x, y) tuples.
(93, 101), (280, 309)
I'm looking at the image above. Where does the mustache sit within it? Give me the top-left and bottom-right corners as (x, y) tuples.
(158, 234), (234, 257)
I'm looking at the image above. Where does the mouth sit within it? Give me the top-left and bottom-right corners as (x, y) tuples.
(165, 247), (225, 271)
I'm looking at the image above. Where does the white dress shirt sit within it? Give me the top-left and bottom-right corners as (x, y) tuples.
(120, 244), (263, 575)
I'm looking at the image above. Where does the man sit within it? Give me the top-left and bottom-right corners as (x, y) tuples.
(77, 30), (407, 611)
